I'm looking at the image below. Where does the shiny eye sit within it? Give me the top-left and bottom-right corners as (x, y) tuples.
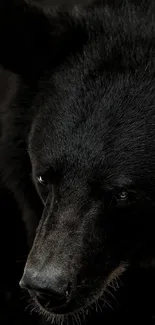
(117, 191), (128, 200)
(37, 175), (48, 187)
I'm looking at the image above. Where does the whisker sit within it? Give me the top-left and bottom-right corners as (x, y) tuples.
(105, 288), (117, 303)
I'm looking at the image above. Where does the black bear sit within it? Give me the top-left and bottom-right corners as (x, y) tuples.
(0, 0), (155, 324)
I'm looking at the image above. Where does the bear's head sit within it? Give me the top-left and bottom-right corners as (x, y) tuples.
(1, 0), (155, 323)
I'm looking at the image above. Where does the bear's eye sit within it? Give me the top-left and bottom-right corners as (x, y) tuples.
(36, 175), (51, 204)
(116, 191), (128, 201)
(37, 175), (48, 187)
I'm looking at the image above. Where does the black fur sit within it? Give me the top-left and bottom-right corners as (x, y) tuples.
(0, 0), (155, 323)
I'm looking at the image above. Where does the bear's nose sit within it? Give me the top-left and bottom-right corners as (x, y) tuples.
(19, 267), (72, 311)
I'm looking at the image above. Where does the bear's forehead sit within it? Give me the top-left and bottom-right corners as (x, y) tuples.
(29, 40), (155, 184)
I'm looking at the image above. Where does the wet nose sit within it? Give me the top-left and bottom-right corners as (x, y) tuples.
(20, 267), (72, 311)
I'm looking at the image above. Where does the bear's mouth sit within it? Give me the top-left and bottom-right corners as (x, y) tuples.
(28, 262), (128, 323)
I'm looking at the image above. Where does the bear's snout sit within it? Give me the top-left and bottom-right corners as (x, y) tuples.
(20, 265), (74, 312)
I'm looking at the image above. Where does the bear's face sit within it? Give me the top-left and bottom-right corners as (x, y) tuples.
(22, 50), (155, 318)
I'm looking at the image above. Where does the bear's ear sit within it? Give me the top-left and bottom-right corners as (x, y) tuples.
(0, 1), (85, 81)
